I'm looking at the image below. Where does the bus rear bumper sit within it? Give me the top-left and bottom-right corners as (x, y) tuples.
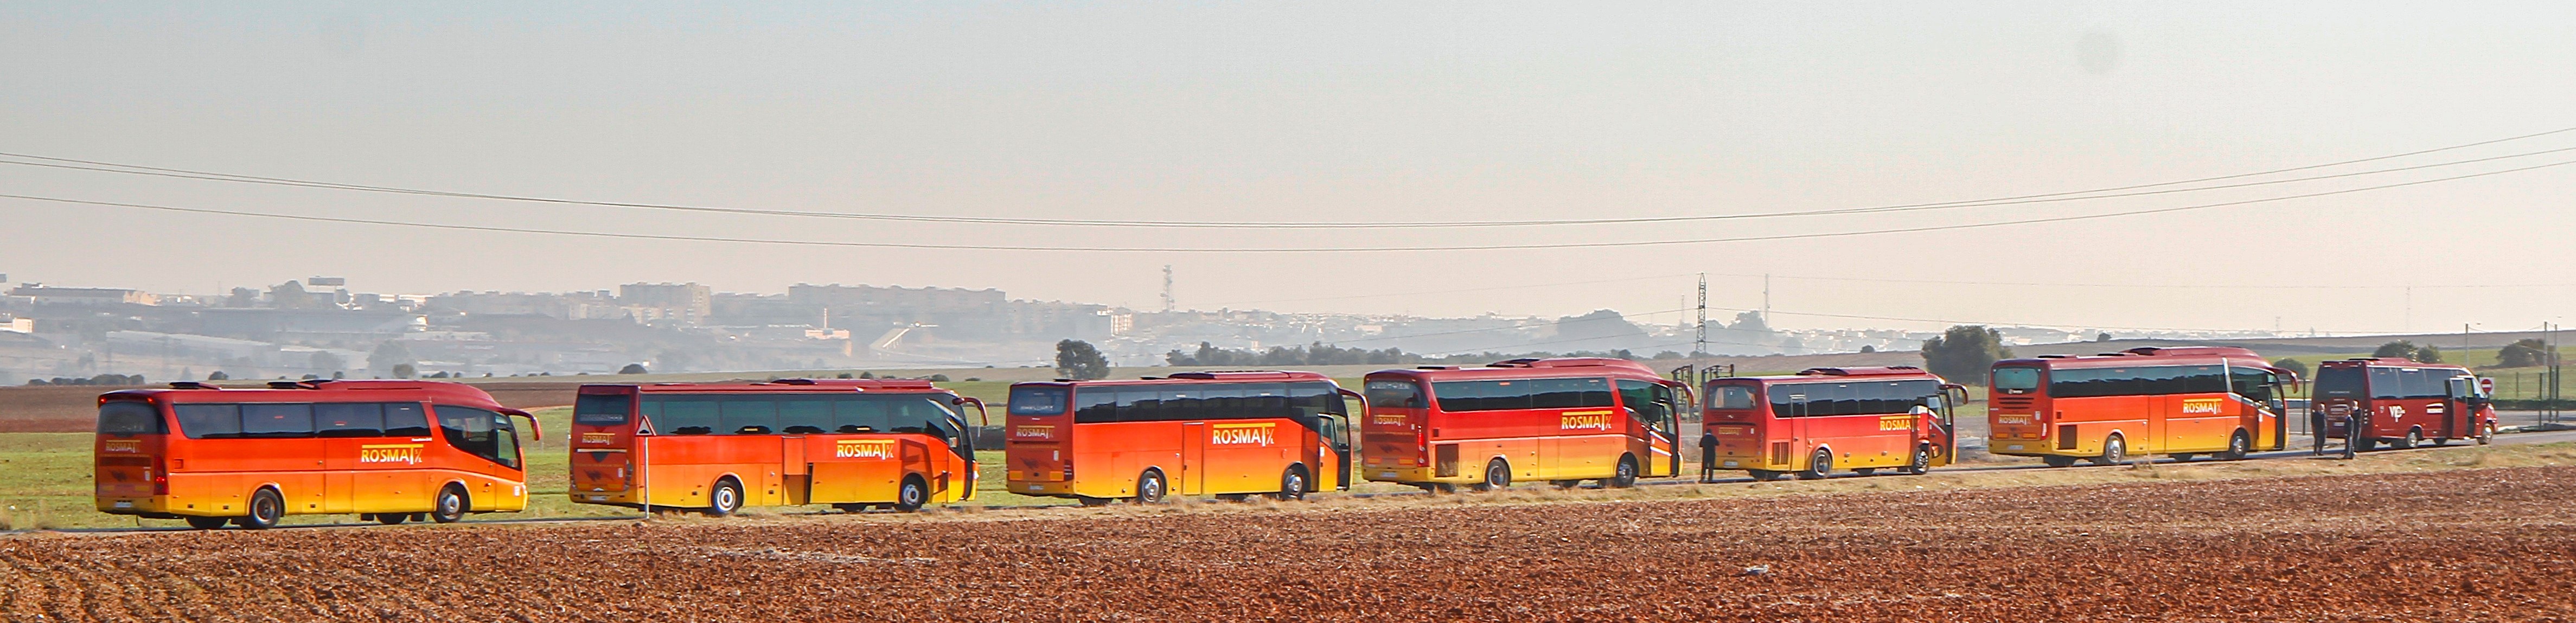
(1010, 479), (1076, 496)
(95, 496), (184, 517)
(1363, 466), (1440, 484)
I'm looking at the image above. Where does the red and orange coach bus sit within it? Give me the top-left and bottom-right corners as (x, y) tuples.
(2312, 358), (2497, 450)
(1360, 358), (1686, 492)
(1702, 367), (1966, 480)
(1987, 346), (2296, 467)
(93, 380), (540, 529)
(1006, 371), (1355, 505)
(568, 378), (985, 514)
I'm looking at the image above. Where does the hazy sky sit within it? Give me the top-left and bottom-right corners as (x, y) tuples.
(4, 2), (2573, 336)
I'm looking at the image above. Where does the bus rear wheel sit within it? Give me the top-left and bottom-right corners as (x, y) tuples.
(432, 485), (469, 523)
(2042, 455), (2079, 468)
(705, 479), (744, 517)
(1797, 449), (1832, 480)
(374, 512), (409, 525)
(1607, 455), (1640, 488)
(1747, 470), (1784, 481)
(893, 476), (928, 512)
(2089, 435), (2126, 466)
(1076, 496), (1111, 507)
(1135, 469), (1169, 504)
(236, 488), (285, 530)
(1474, 459), (1511, 491)
(183, 516), (230, 530)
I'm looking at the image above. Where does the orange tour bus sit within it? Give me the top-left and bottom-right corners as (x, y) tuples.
(1702, 367), (1967, 480)
(1987, 346), (2296, 467)
(567, 378), (985, 514)
(1006, 371), (1356, 505)
(93, 379), (541, 529)
(1360, 358), (1687, 492)
(2312, 358), (2497, 450)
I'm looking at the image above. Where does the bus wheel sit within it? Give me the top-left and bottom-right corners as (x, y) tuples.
(2042, 455), (2078, 468)
(2432, 436), (2451, 447)
(1077, 496), (1111, 507)
(705, 478), (744, 517)
(1135, 469), (1170, 504)
(2478, 423), (2496, 445)
(1902, 445), (1932, 474)
(1608, 455), (1640, 489)
(1549, 480), (1581, 489)
(1273, 467), (1310, 501)
(232, 488), (286, 530)
(2171, 453), (2197, 462)
(431, 485), (470, 523)
(1747, 470), (1783, 481)
(1853, 468), (1878, 476)
(1797, 449), (1832, 480)
(2222, 431), (2252, 461)
(1474, 459), (1511, 491)
(183, 516), (230, 530)
(2090, 435), (2127, 466)
(375, 512), (409, 525)
(2395, 428), (2422, 450)
(893, 476), (929, 512)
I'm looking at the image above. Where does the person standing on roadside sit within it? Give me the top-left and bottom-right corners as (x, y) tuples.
(1698, 428), (1721, 483)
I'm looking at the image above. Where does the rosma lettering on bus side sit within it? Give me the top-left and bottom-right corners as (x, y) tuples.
(359, 444), (425, 465)
(1559, 410), (1614, 431)
(2180, 399), (2222, 415)
(835, 439), (896, 459)
(1210, 422), (1276, 446)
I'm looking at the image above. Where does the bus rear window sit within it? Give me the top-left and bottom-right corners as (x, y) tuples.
(1992, 367), (2041, 394)
(1364, 380), (1424, 408)
(1707, 385), (1757, 410)
(574, 394), (633, 426)
(97, 401), (165, 435)
(1008, 387), (1070, 416)
(2312, 366), (2364, 399)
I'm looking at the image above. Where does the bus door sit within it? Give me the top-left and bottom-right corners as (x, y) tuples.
(2443, 375), (2484, 440)
(1181, 421), (1207, 495)
(1936, 384), (1967, 466)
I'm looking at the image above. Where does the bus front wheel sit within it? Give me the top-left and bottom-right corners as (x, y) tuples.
(236, 487), (285, 530)
(2478, 423), (2496, 445)
(375, 512), (409, 525)
(432, 485), (470, 523)
(2395, 428), (2422, 450)
(2042, 455), (2079, 468)
(2221, 430), (2252, 461)
(1797, 449), (1832, 480)
(893, 476), (928, 512)
(1607, 455), (1640, 488)
(1273, 466), (1309, 502)
(1902, 445), (1932, 474)
(1077, 496), (1111, 507)
(1474, 459), (1511, 491)
(1747, 470), (1785, 481)
(1135, 469), (1169, 504)
(184, 515), (230, 530)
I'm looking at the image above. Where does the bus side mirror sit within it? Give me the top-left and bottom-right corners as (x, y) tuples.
(1924, 396), (1945, 409)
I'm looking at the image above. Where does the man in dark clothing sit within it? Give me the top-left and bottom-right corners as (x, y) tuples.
(1698, 429), (1721, 483)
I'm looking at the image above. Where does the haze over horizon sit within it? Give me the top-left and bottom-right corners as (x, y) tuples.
(6, 2), (2574, 336)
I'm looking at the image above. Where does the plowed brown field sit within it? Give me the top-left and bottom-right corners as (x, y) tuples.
(7, 467), (2576, 622)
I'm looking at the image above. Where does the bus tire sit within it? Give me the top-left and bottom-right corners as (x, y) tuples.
(2090, 435), (2126, 466)
(2396, 428), (2421, 450)
(375, 512), (409, 525)
(1474, 459), (1511, 491)
(1135, 469), (1169, 504)
(431, 485), (470, 523)
(1797, 448), (1832, 480)
(1077, 496), (1111, 507)
(2172, 453), (2197, 462)
(1902, 445), (1932, 474)
(2222, 430), (2252, 461)
(2478, 423), (2496, 445)
(893, 476), (929, 512)
(705, 478), (744, 517)
(232, 487), (286, 530)
(1549, 480), (1582, 489)
(1608, 455), (1641, 489)
(1274, 466), (1310, 501)
(1747, 470), (1784, 481)
(184, 515), (230, 530)
(2042, 455), (2078, 468)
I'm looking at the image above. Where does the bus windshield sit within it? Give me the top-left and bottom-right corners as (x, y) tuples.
(574, 394), (632, 426)
(2312, 365), (2364, 399)
(1992, 367), (2042, 395)
(1008, 387), (1070, 415)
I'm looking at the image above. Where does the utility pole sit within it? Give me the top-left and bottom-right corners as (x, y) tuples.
(1762, 273), (1772, 326)
(1160, 265), (1175, 313)
(1695, 273), (1708, 357)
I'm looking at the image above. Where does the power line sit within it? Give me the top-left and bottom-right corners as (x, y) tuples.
(1698, 272), (2576, 291)
(1206, 273), (1697, 307)
(9, 155), (2570, 252)
(2, 125), (2571, 229)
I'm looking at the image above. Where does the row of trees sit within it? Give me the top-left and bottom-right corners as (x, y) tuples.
(24, 374), (146, 386)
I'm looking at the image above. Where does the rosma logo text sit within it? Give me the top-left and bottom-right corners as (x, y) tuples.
(360, 444), (425, 465)
(1014, 426), (1054, 439)
(2181, 399), (2223, 415)
(101, 439), (140, 453)
(1559, 410), (1613, 431)
(1211, 423), (1276, 446)
(835, 439), (896, 459)
(580, 432), (615, 445)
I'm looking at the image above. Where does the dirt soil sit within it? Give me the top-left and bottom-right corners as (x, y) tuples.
(7, 466), (2576, 621)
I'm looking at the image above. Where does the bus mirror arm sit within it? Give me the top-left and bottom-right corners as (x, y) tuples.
(957, 396), (990, 428)
(501, 407), (542, 442)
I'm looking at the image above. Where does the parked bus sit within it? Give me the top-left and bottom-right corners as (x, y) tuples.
(567, 379), (985, 515)
(1987, 346), (2296, 467)
(93, 380), (540, 529)
(1360, 358), (1686, 492)
(2312, 358), (2497, 450)
(1702, 367), (1966, 480)
(1006, 371), (1354, 505)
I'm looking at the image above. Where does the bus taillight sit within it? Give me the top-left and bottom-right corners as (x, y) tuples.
(149, 460), (168, 496)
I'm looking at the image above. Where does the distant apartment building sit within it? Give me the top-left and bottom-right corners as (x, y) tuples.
(0, 313), (29, 334)
(8, 285), (159, 306)
(619, 282), (712, 322)
(429, 291), (625, 320)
